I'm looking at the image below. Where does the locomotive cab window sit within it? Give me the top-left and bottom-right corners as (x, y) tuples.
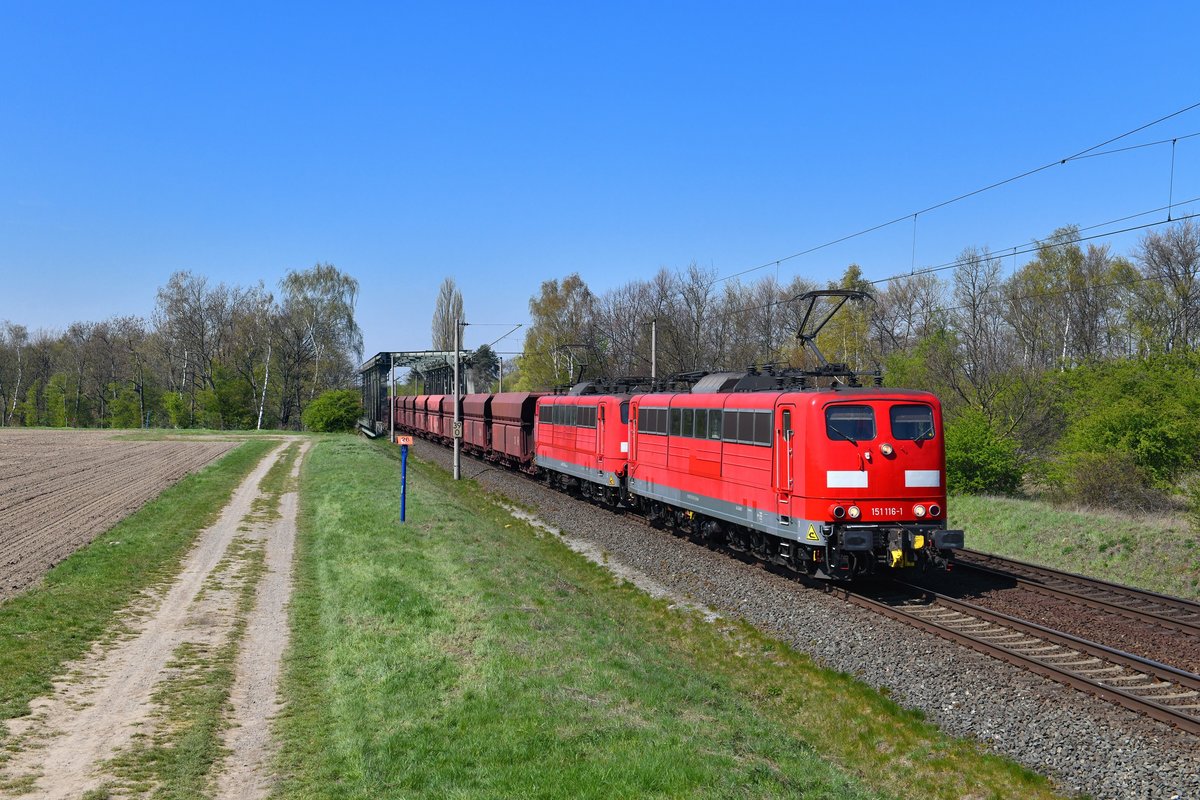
(826, 405), (875, 443)
(890, 405), (934, 440)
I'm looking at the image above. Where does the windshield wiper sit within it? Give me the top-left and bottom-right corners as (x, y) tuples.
(828, 427), (858, 445)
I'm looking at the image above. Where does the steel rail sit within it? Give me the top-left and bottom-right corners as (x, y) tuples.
(835, 580), (1200, 736)
(956, 549), (1200, 632)
(948, 553), (1200, 637)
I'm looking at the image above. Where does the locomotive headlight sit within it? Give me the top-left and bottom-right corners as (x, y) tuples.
(831, 504), (846, 519)
(880, 442), (894, 457)
(929, 504), (941, 517)
(847, 505), (861, 519)
(913, 504), (927, 518)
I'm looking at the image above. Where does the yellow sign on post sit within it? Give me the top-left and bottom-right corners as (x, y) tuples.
(396, 435), (414, 446)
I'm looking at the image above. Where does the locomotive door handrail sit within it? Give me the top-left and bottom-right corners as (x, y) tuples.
(597, 402), (605, 468)
(774, 403), (796, 504)
(628, 399), (638, 461)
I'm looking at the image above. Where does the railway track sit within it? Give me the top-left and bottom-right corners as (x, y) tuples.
(836, 580), (1200, 736)
(598, 502), (1200, 734)
(953, 549), (1200, 635)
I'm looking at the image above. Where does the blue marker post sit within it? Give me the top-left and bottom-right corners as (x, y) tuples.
(397, 435), (413, 522)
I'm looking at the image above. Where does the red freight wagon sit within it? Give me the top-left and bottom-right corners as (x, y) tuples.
(462, 393), (492, 456)
(400, 395), (415, 431)
(489, 392), (543, 471)
(424, 395), (446, 439)
(394, 395), (413, 431)
(417, 395), (438, 438)
(412, 395), (430, 435)
(439, 396), (458, 443)
(535, 394), (631, 504)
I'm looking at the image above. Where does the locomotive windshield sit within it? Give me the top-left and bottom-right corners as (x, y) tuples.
(889, 405), (935, 440)
(825, 405), (875, 443)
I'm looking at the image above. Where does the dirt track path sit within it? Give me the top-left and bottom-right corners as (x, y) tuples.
(216, 440), (309, 800)
(0, 439), (306, 799)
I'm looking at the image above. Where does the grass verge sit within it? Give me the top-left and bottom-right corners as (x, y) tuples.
(275, 436), (1063, 799)
(951, 494), (1200, 599)
(0, 439), (275, 722)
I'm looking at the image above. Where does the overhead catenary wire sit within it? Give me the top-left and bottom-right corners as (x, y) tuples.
(522, 107), (1200, 375)
(718, 205), (1200, 321)
(868, 199), (1200, 286)
(703, 102), (1200, 290)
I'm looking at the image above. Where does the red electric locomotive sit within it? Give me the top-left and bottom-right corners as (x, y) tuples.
(535, 393), (631, 506)
(623, 381), (961, 579)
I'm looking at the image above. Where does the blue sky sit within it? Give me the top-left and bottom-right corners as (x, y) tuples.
(3, 2), (1199, 359)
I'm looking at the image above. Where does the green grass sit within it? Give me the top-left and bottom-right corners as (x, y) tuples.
(0, 439), (275, 722)
(275, 437), (1065, 800)
(951, 494), (1200, 599)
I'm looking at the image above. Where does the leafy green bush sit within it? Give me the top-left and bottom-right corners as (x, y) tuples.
(944, 408), (1022, 495)
(1047, 356), (1200, 506)
(163, 392), (188, 429)
(109, 384), (143, 429)
(302, 389), (361, 432)
(1058, 393), (1199, 488)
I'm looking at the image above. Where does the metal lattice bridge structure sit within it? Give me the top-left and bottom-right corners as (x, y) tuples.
(358, 350), (479, 436)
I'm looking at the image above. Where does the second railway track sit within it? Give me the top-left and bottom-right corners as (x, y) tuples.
(838, 579), (1200, 736)
(953, 548), (1200, 633)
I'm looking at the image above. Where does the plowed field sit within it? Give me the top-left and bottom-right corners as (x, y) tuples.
(0, 430), (238, 601)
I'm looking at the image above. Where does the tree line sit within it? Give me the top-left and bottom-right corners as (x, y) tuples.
(511, 220), (1200, 509)
(0, 263), (363, 430)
